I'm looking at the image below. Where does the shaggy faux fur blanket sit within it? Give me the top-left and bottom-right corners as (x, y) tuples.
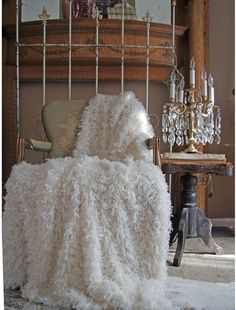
(3, 92), (173, 309)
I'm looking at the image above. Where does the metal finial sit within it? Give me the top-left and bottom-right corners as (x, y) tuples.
(95, 7), (99, 18)
(92, 5), (102, 20)
(39, 6), (50, 25)
(171, 0), (177, 6)
(142, 10), (153, 23)
(94, 7), (102, 21)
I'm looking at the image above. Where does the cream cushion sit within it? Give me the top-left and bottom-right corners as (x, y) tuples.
(42, 100), (87, 158)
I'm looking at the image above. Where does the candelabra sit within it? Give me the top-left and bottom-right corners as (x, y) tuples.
(162, 57), (222, 153)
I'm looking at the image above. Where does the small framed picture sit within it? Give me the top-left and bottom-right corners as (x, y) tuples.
(82, 0), (110, 17)
(82, 0), (136, 18)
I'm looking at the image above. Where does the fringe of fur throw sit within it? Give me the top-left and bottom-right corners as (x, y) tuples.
(3, 92), (174, 309)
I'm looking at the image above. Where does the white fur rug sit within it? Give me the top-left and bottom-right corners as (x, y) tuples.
(3, 92), (174, 309)
(168, 277), (235, 310)
(4, 277), (235, 310)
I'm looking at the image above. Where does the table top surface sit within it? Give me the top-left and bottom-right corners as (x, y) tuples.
(161, 159), (234, 176)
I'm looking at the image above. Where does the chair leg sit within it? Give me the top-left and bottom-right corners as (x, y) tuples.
(16, 137), (25, 163)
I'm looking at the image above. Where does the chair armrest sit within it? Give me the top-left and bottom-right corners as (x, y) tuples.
(145, 138), (154, 150)
(145, 137), (161, 167)
(25, 138), (52, 153)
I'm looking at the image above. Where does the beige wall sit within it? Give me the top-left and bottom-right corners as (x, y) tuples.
(207, 0), (235, 218)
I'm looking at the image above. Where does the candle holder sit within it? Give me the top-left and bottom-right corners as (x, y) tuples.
(162, 57), (222, 153)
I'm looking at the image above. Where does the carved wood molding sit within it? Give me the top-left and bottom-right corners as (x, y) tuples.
(4, 19), (187, 78)
(18, 65), (173, 82)
(5, 18), (187, 38)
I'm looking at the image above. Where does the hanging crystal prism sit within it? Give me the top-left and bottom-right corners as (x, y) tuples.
(176, 135), (182, 146)
(168, 131), (175, 146)
(215, 135), (221, 144)
(162, 105), (169, 133)
(162, 133), (168, 143)
(215, 108), (221, 144)
(161, 60), (221, 151)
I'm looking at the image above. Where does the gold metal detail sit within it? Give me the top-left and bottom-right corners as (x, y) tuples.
(153, 137), (161, 167)
(16, 137), (26, 163)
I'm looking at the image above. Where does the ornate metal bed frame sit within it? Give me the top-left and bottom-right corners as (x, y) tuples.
(15, 0), (177, 139)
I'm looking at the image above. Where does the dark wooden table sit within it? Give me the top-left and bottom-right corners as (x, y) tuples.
(161, 159), (234, 267)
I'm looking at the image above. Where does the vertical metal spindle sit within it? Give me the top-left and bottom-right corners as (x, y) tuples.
(39, 7), (50, 106)
(143, 11), (152, 113)
(69, 0), (72, 100)
(43, 20), (46, 106)
(95, 8), (100, 95)
(169, 0), (177, 193)
(172, 0), (176, 49)
(16, 0), (20, 138)
(121, 0), (125, 93)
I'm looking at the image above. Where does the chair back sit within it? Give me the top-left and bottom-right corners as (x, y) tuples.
(42, 100), (87, 158)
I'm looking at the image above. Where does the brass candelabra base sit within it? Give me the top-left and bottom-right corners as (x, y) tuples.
(184, 144), (200, 153)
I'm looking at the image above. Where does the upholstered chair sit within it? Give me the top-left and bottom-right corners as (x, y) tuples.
(16, 99), (161, 166)
(17, 100), (87, 161)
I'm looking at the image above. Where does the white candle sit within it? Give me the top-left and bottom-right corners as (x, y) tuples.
(178, 79), (184, 103)
(178, 90), (183, 103)
(190, 57), (195, 87)
(209, 87), (214, 102)
(170, 71), (176, 100)
(208, 73), (214, 102)
(201, 69), (207, 97)
(170, 83), (175, 100)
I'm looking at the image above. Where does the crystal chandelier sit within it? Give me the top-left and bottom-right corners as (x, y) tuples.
(162, 57), (222, 153)
(162, 0), (221, 153)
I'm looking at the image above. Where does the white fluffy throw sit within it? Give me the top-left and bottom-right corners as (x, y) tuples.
(3, 92), (173, 309)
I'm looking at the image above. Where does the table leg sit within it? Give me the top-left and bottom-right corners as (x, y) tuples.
(196, 208), (224, 255)
(173, 208), (188, 266)
(172, 173), (224, 267)
(173, 174), (197, 266)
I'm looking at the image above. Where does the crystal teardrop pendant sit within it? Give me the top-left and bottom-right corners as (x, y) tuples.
(168, 133), (175, 145)
(215, 135), (221, 144)
(162, 133), (168, 143)
(202, 135), (208, 145)
(162, 115), (169, 132)
(180, 116), (185, 130)
(176, 135), (182, 146)
(215, 115), (221, 130)
(208, 135), (214, 144)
